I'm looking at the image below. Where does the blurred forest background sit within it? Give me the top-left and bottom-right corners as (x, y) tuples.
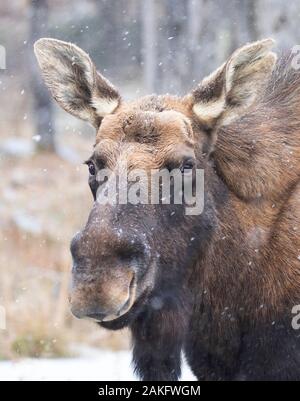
(0, 0), (300, 361)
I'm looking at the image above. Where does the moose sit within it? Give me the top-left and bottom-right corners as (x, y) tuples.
(34, 38), (300, 380)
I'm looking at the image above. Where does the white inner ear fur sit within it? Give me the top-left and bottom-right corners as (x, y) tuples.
(193, 93), (225, 121)
(91, 97), (119, 117)
(34, 38), (121, 127)
(225, 39), (275, 94)
(192, 39), (276, 124)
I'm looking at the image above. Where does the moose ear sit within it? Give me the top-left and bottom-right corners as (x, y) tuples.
(191, 39), (277, 127)
(34, 38), (121, 128)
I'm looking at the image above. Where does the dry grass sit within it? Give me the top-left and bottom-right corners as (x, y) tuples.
(0, 131), (130, 360)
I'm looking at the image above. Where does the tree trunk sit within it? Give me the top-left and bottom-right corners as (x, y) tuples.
(186, 0), (202, 87)
(141, 0), (157, 93)
(229, 0), (259, 52)
(29, 0), (55, 152)
(246, 0), (259, 42)
(158, 0), (189, 94)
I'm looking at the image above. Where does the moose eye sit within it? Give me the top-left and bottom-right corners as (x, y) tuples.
(180, 159), (195, 173)
(87, 161), (96, 176)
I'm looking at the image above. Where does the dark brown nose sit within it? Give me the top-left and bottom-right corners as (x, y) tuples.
(69, 227), (143, 322)
(70, 227), (147, 267)
(69, 268), (136, 322)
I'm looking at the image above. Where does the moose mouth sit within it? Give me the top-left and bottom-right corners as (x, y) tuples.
(94, 275), (137, 323)
(99, 285), (151, 331)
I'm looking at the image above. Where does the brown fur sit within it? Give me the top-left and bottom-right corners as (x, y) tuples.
(35, 38), (300, 380)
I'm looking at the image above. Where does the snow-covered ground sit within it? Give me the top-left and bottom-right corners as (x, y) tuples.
(0, 347), (196, 381)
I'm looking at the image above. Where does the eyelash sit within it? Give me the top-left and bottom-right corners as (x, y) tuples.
(166, 158), (195, 172)
(85, 158), (106, 176)
(87, 162), (96, 176)
(180, 158), (195, 172)
(86, 158), (194, 177)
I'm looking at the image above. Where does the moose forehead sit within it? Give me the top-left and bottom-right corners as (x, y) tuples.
(92, 100), (196, 167)
(34, 37), (277, 165)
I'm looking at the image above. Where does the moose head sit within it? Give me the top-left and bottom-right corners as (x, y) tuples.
(34, 38), (276, 330)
